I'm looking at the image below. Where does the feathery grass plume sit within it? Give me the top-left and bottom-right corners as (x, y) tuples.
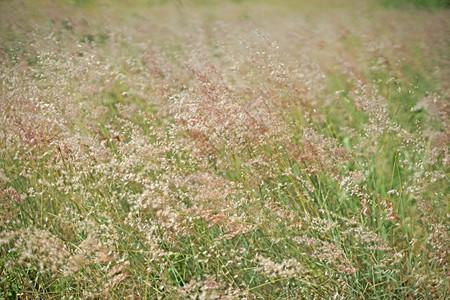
(0, 0), (448, 298)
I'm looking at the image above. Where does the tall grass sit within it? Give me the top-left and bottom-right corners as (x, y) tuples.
(376, 0), (450, 8)
(0, 0), (448, 299)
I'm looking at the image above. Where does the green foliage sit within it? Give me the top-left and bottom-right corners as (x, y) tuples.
(376, 0), (450, 8)
(70, 0), (98, 6)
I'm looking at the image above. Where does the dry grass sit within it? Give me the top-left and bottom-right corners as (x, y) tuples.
(0, 0), (449, 299)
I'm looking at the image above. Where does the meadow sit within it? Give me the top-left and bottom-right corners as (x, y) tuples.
(0, 0), (448, 298)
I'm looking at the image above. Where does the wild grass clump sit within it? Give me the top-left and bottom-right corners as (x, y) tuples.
(0, 0), (448, 299)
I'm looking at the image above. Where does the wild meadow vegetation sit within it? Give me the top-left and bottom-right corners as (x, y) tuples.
(0, 0), (448, 298)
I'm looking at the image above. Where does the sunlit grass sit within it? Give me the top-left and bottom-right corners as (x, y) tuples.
(0, 0), (448, 299)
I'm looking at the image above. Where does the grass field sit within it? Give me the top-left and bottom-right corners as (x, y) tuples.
(0, 0), (449, 299)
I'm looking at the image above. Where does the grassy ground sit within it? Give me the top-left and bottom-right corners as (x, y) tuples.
(0, 0), (449, 299)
